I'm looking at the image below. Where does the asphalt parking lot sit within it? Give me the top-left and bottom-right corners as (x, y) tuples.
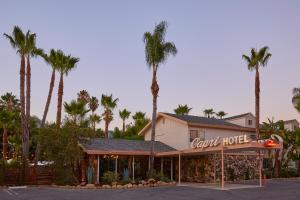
(1, 179), (300, 200)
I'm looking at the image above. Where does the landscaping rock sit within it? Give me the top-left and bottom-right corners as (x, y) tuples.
(138, 184), (143, 188)
(127, 183), (133, 188)
(102, 185), (111, 189)
(117, 185), (123, 189)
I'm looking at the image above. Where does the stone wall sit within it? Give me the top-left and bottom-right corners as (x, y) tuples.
(177, 154), (258, 183)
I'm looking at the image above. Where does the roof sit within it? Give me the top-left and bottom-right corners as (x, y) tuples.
(162, 113), (245, 128)
(79, 138), (176, 155)
(224, 112), (254, 120)
(138, 112), (255, 136)
(283, 119), (300, 125)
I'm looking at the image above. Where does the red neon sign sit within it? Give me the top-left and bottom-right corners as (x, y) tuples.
(264, 139), (277, 147)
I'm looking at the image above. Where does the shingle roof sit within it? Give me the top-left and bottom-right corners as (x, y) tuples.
(80, 138), (176, 153)
(162, 112), (245, 128)
(224, 112), (253, 120)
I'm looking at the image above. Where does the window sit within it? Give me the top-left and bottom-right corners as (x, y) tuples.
(250, 134), (256, 140)
(189, 129), (205, 142)
(248, 119), (252, 126)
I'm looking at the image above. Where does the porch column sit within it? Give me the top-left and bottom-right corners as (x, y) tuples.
(132, 156), (135, 182)
(148, 156), (150, 170)
(97, 155), (100, 184)
(221, 147), (224, 189)
(115, 156), (118, 176)
(171, 157), (173, 181)
(178, 153), (181, 185)
(259, 151), (262, 187)
(213, 154), (216, 184)
(161, 157), (164, 173)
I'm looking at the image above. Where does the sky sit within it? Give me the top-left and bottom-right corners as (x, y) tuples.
(0, 0), (300, 129)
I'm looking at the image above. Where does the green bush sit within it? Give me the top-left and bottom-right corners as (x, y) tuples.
(146, 170), (170, 182)
(102, 171), (119, 185)
(0, 159), (4, 186)
(6, 159), (21, 169)
(279, 168), (299, 178)
(264, 169), (273, 179)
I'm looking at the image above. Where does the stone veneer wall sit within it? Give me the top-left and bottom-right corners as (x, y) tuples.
(176, 154), (258, 183)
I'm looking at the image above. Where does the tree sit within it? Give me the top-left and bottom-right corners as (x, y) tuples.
(143, 21), (177, 170)
(174, 104), (192, 115)
(88, 96), (100, 132)
(0, 93), (20, 161)
(77, 90), (91, 104)
(4, 26), (30, 158)
(64, 100), (89, 125)
(242, 46), (271, 139)
(203, 108), (214, 118)
(56, 53), (79, 127)
(40, 49), (61, 127)
(119, 109), (131, 133)
(292, 88), (300, 112)
(24, 31), (44, 126)
(216, 111), (227, 119)
(101, 94), (119, 138)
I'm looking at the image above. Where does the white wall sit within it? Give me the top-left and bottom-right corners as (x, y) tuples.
(144, 117), (189, 150)
(225, 114), (256, 128)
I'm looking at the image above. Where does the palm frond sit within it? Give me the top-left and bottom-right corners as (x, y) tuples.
(3, 33), (16, 49)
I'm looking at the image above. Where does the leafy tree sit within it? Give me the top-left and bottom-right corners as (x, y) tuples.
(243, 46), (271, 139)
(101, 94), (118, 138)
(292, 88), (300, 112)
(40, 49), (61, 127)
(216, 111), (227, 119)
(56, 53), (79, 127)
(119, 109), (131, 133)
(4, 26), (30, 157)
(64, 100), (89, 125)
(143, 21), (177, 170)
(203, 108), (214, 118)
(174, 104), (192, 115)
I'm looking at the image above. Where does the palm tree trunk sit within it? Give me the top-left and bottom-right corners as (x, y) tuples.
(255, 67), (260, 139)
(105, 120), (109, 138)
(150, 65), (159, 171)
(56, 73), (64, 127)
(20, 53), (29, 158)
(41, 69), (55, 128)
(122, 119), (125, 133)
(26, 55), (31, 125)
(3, 129), (8, 160)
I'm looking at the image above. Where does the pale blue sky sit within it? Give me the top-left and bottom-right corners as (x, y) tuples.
(0, 0), (300, 129)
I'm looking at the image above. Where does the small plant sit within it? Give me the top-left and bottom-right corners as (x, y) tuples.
(102, 171), (119, 185)
(227, 167), (236, 181)
(245, 168), (251, 180)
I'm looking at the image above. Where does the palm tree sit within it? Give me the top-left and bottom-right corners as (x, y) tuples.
(4, 26), (30, 157)
(216, 111), (227, 119)
(89, 96), (100, 132)
(64, 100), (89, 125)
(40, 49), (61, 127)
(101, 94), (119, 138)
(203, 108), (214, 118)
(143, 21), (177, 170)
(77, 90), (91, 104)
(24, 31), (44, 125)
(56, 53), (79, 127)
(119, 109), (131, 133)
(0, 93), (20, 161)
(174, 104), (192, 115)
(243, 46), (271, 139)
(292, 88), (300, 112)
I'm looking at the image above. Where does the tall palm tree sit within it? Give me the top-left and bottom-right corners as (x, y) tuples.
(143, 21), (177, 170)
(243, 46), (271, 139)
(24, 31), (44, 125)
(174, 104), (192, 115)
(216, 111), (227, 119)
(292, 88), (300, 112)
(203, 108), (214, 118)
(119, 109), (131, 133)
(4, 26), (30, 157)
(0, 93), (20, 160)
(101, 94), (119, 138)
(89, 96), (100, 132)
(56, 53), (79, 127)
(40, 49), (61, 127)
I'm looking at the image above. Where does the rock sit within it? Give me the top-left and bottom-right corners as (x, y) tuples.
(141, 180), (147, 185)
(132, 184), (137, 188)
(86, 184), (95, 188)
(154, 183), (159, 187)
(111, 185), (117, 189)
(102, 185), (111, 189)
(127, 183), (133, 188)
(148, 178), (156, 184)
(117, 185), (123, 189)
(138, 184), (143, 188)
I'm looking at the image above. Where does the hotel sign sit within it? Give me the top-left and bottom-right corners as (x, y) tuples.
(191, 134), (250, 150)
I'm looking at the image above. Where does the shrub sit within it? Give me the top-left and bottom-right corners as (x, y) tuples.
(6, 159), (21, 169)
(279, 168), (299, 178)
(0, 159), (4, 186)
(146, 170), (170, 182)
(102, 171), (119, 185)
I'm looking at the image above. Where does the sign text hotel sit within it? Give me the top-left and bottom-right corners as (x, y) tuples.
(191, 134), (250, 150)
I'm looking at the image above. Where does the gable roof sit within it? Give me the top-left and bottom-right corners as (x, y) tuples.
(79, 138), (176, 155)
(224, 112), (254, 120)
(138, 112), (255, 136)
(283, 119), (300, 125)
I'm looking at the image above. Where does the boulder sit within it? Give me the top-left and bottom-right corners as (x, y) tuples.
(102, 185), (111, 189)
(138, 184), (143, 188)
(127, 183), (133, 188)
(117, 185), (123, 189)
